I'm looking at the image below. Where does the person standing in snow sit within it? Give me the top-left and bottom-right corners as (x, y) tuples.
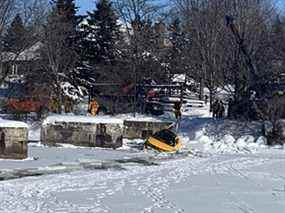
(218, 100), (225, 118)
(204, 95), (208, 105)
(64, 96), (74, 113)
(173, 101), (182, 130)
(227, 98), (233, 118)
(49, 96), (60, 113)
(88, 98), (100, 116)
(212, 99), (219, 118)
(174, 101), (182, 120)
(0, 130), (5, 154)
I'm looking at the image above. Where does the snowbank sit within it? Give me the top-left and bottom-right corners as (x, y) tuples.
(28, 128), (40, 141)
(186, 119), (269, 154)
(28, 122), (41, 141)
(0, 118), (28, 128)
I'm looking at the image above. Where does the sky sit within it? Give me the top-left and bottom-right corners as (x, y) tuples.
(75, 0), (169, 14)
(75, 0), (95, 14)
(75, 0), (283, 15)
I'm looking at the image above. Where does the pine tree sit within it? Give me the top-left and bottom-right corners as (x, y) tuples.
(3, 14), (28, 53)
(39, 0), (83, 112)
(82, 0), (121, 65)
(128, 18), (162, 81)
(167, 18), (188, 75)
(169, 18), (183, 51)
(43, 0), (79, 75)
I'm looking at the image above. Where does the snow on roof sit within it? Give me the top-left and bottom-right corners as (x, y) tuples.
(1, 41), (42, 62)
(0, 119), (28, 128)
(173, 74), (186, 83)
(172, 74), (196, 85)
(42, 115), (124, 126)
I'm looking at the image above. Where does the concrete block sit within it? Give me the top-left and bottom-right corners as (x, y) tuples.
(123, 120), (173, 139)
(41, 120), (123, 149)
(0, 127), (28, 159)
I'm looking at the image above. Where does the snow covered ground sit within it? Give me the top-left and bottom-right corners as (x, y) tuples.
(1, 148), (285, 213)
(1, 105), (285, 213)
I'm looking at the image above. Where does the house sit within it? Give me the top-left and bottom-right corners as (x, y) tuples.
(0, 41), (42, 82)
(0, 42), (50, 113)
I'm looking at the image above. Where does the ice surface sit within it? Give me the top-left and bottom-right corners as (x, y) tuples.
(1, 148), (285, 213)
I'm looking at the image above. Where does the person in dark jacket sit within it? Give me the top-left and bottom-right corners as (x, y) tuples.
(228, 98), (233, 118)
(173, 101), (182, 120)
(0, 131), (5, 154)
(218, 100), (225, 118)
(212, 99), (219, 118)
(173, 101), (182, 130)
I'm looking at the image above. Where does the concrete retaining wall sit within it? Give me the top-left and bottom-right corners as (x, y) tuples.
(0, 127), (28, 159)
(123, 120), (173, 139)
(41, 122), (123, 149)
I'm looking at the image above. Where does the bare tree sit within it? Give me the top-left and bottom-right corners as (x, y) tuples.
(16, 0), (50, 27)
(114, 0), (162, 33)
(0, 0), (16, 35)
(114, 0), (165, 114)
(0, 0), (19, 84)
(174, 0), (278, 115)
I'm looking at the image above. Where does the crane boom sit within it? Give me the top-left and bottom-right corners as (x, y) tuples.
(225, 15), (259, 83)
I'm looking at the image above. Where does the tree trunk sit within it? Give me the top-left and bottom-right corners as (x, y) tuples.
(199, 77), (204, 100)
(209, 88), (214, 112)
(133, 63), (137, 117)
(56, 75), (62, 114)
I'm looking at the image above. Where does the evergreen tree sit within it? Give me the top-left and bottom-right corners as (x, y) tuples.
(3, 14), (28, 53)
(42, 0), (79, 76)
(169, 18), (183, 52)
(39, 0), (83, 112)
(128, 18), (163, 81)
(82, 0), (121, 65)
(167, 18), (188, 76)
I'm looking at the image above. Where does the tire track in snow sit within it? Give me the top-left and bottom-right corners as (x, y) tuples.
(0, 154), (280, 213)
(210, 157), (285, 213)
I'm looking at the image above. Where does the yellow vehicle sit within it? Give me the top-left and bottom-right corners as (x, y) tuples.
(145, 129), (182, 152)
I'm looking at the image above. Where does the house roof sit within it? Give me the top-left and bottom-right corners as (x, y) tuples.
(1, 41), (42, 62)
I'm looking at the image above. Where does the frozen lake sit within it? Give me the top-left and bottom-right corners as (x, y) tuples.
(0, 145), (285, 213)
(1, 107), (285, 212)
